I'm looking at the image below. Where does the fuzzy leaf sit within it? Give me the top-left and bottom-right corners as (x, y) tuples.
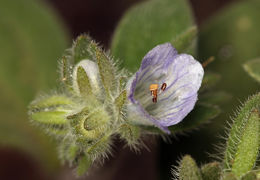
(118, 76), (127, 93)
(85, 134), (112, 161)
(231, 109), (259, 178)
(31, 111), (68, 125)
(90, 42), (117, 95)
(176, 155), (202, 180)
(115, 90), (127, 115)
(241, 171), (257, 180)
(60, 55), (74, 88)
(29, 94), (74, 137)
(66, 35), (118, 95)
(243, 58), (260, 83)
(76, 66), (93, 97)
(58, 139), (79, 165)
(67, 145), (79, 164)
(201, 162), (221, 180)
(111, 0), (196, 72)
(118, 123), (141, 148)
(60, 35), (93, 88)
(29, 94), (75, 109)
(29, 94), (73, 127)
(67, 107), (110, 140)
(222, 172), (238, 180)
(76, 155), (91, 176)
(224, 93), (260, 175)
(73, 35), (92, 63)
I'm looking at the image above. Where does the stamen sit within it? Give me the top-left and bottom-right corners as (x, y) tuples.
(150, 83), (167, 103)
(161, 83), (167, 91)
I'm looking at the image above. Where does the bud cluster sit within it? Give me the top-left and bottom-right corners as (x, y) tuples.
(28, 35), (141, 175)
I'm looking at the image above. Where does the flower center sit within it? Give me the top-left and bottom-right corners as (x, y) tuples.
(149, 83), (167, 103)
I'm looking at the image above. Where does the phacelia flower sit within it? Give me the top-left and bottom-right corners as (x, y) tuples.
(127, 43), (204, 134)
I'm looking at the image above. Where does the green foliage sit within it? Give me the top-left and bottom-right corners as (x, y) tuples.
(200, 91), (231, 105)
(0, 0), (68, 103)
(201, 162), (221, 180)
(224, 93), (260, 175)
(243, 58), (260, 83)
(200, 72), (221, 92)
(77, 155), (92, 176)
(241, 172), (257, 180)
(171, 93), (260, 180)
(231, 110), (259, 177)
(118, 123), (141, 149)
(90, 42), (117, 96)
(173, 155), (202, 180)
(0, 0), (68, 170)
(221, 172), (238, 180)
(111, 0), (196, 72)
(199, 0), (260, 132)
(73, 35), (93, 63)
(76, 66), (93, 97)
(114, 90), (127, 121)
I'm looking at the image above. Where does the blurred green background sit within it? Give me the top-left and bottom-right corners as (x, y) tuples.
(1, 0), (260, 179)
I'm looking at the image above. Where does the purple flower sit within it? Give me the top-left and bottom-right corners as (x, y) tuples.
(127, 43), (204, 134)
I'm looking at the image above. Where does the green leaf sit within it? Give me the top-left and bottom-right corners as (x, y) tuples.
(231, 110), (259, 178)
(0, 0), (68, 170)
(200, 162), (222, 180)
(73, 35), (92, 63)
(224, 93), (260, 177)
(0, 0), (68, 104)
(118, 123), (141, 148)
(85, 134), (112, 161)
(200, 91), (232, 105)
(29, 94), (73, 127)
(243, 58), (260, 83)
(118, 76), (128, 93)
(199, 0), (260, 135)
(60, 35), (92, 88)
(60, 55), (74, 88)
(90, 41), (117, 95)
(241, 171), (257, 180)
(171, 25), (198, 54)
(29, 94), (75, 109)
(76, 155), (91, 176)
(115, 90), (127, 115)
(222, 172), (238, 180)
(200, 72), (221, 92)
(76, 66), (93, 97)
(0, 87), (59, 171)
(31, 111), (68, 125)
(175, 155), (202, 180)
(111, 0), (196, 72)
